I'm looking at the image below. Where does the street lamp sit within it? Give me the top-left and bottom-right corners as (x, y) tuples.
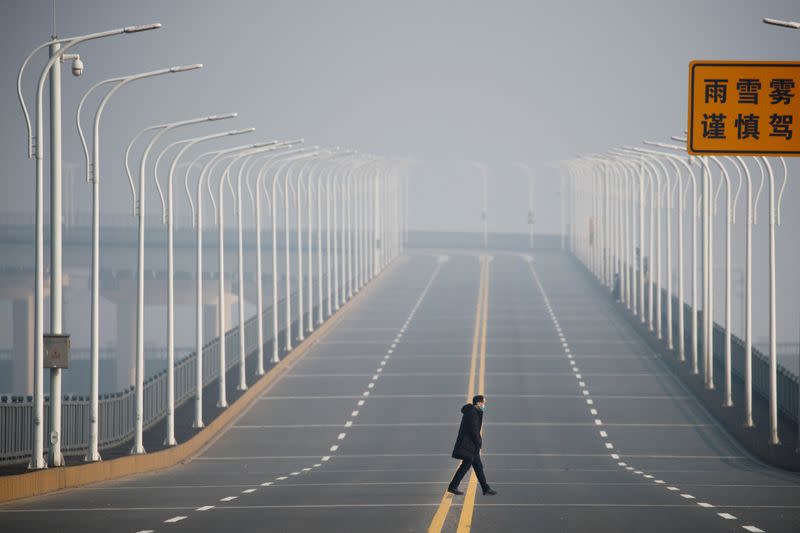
(17, 21), (161, 470)
(248, 146), (306, 375)
(123, 114), (238, 451)
(468, 162), (490, 249)
(76, 63), (201, 456)
(763, 18), (800, 29)
(513, 163), (536, 253)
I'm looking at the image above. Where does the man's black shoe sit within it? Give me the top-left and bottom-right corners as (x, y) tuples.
(483, 488), (498, 496)
(447, 487), (464, 495)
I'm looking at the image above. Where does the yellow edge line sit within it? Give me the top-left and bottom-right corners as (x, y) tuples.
(428, 257), (486, 533)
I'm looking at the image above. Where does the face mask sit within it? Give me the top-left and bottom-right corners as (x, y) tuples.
(477, 404), (484, 411)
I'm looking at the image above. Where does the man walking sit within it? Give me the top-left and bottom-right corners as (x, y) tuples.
(447, 395), (497, 496)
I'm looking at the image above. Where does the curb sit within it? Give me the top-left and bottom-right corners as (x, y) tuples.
(0, 256), (408, 504)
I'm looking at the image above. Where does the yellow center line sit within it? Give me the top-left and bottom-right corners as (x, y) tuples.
(428, 257), (488, 533)
(456, 256), (489, 533)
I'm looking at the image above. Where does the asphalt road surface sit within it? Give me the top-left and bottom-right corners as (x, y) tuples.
(2, 251), (800, 532)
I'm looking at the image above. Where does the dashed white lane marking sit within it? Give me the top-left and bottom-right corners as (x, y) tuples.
(290, 472), (300, 476)
(594, 419), (603, 425)
(322, 456), (331, 461)
(586, 399), (593, 405)
(338, 433), (347, 440)
(220, 496), (237, 502)
(590, 409), (598, 415)
(136, 530), (155, 533)
(667, 487), (680, 491)
(276, 476), (288, 481)
(372, 374), (379, 380)
(196, 505), (214, 511)
(351, 410), (359, 417)
(164, 516), (188, 523)
(377, 368), (383, 373)
(367, 383), (375, 389)
(362, 391), (370, 397)
(742, 527), (765, 533)
(330, 445), (339, 451)
(680, 494), (695, 500)
(242, 489), (256, 494)
(345, 421), (353, 427)
(697, 502), (714, 508)
(605, 443), (614, 449)
(357, 400), (365, 406)
(599, 431), (607, 438)
(718, 513), (737, 520)
(380, 361), (387, 366)
(261, 482), (273, 487)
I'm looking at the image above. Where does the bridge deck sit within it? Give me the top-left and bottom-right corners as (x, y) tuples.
(1, 251), (798, 532)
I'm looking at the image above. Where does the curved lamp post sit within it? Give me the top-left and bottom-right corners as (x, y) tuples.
(76, 63), (201, 457)
(17, 21), (161, 470)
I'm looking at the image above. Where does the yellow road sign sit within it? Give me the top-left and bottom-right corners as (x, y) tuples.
(688, 61), (800, 156)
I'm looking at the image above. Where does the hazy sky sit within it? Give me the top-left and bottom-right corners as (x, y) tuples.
(2, 1), (800, 348)
(2, 0), (800, 233)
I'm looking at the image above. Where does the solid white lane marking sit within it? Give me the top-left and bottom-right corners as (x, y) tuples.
(220, 496), (237, 502)
(742, 527), (764, 533)
(164, 516), (187, 523)
(718, 513), (736, 519)
(196, 505), (214, 511)
(338, 433), (347, 440)
(330, 445), (339, 451)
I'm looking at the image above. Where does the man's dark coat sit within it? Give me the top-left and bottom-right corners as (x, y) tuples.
(451, 403), (483, 460)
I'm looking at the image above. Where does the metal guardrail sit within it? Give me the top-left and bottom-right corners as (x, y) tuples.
(0, 280), (320, 465)
(647, 286), (800, 423)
